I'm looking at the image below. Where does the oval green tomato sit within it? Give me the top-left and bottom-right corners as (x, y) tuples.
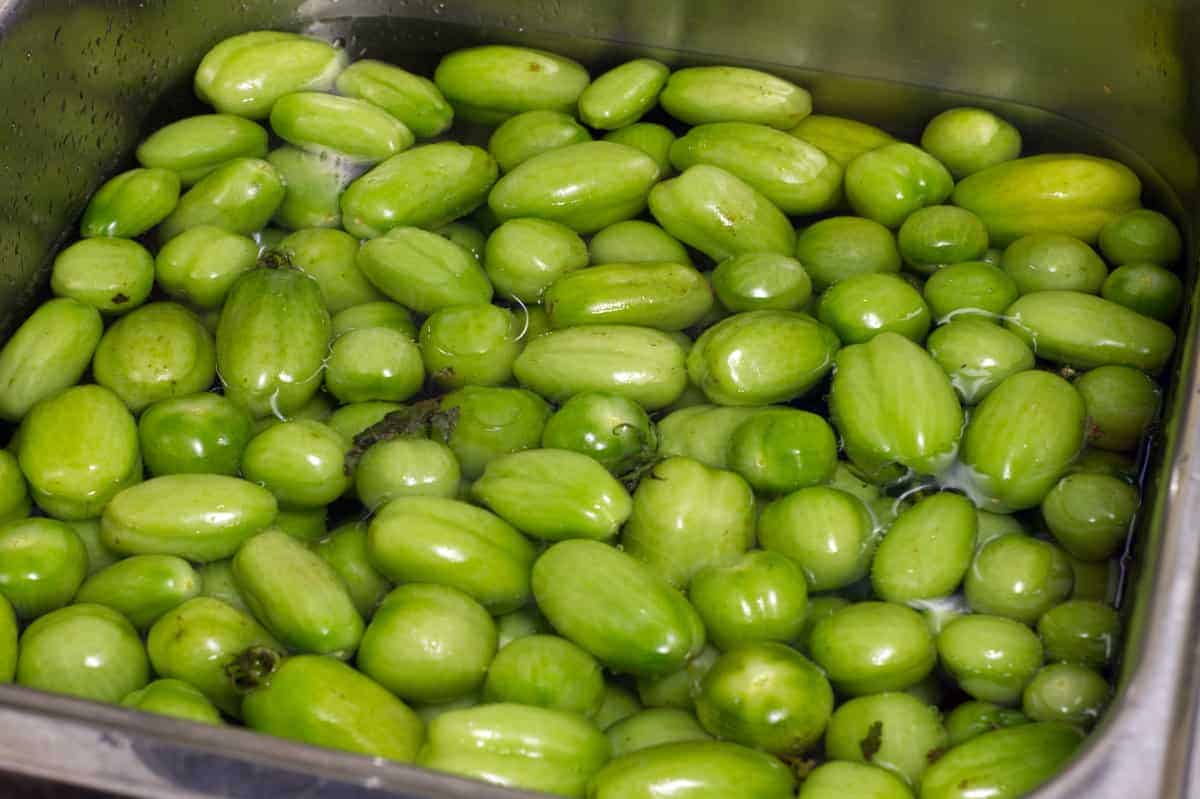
(660, 66), (810, 129)
(137, 114), (270, 185)
(331, 301), (416, 339)
(434, 45), (590, 124)
(794, 216), (901, 291)
(81, 167), (180, 238)
(435, 386), (552, 479)
(241, 420), (350, 508)
(758, 486), (877, 592)
(277, 228), (381, 312)
(711, 253), (812, 313)
(154, 225), (259, 309)
(964, 533), (1074, 624)
(937, 613), (1044, 704)
(313, 521), (391, 619)
(579, 58), (669, 130)
(800, 762), (914, 799)
(1098, 208), (1183, 266)
(488, 109), (592, 172)
(897, 205), (989, 273)
(546, 262), (712, 331)
(918, 722), (1082, 799)
(590, 740), (794, 799)
(923, 261), (1019, 322)
(607, 708), (710, 757)
(945, 701), (1030, 747)
(270, 91), (412, 163)
(75, 555), (199, 631)
(809, 601), (937, 695)
(482, 634), (605, 717)
(727, 408), (837, 494)
(871, 492), (977, 602)
(1001, 233), (1107, 295)
(920, 108), (1022, 179)
(0, 518), (88, 621)
(844, 143), (954, 229)
(1037, 599), (1120, 668)
(484, 217), (589, 302)
(122, 678), (223, 725)
(1021, 662), (1110, 727)
(818, 273), (931, 344)
(51, 237), (155, 314)
(158, 157), (285, 241)
(688, 551), (808, 651)
(603, 123), (677, 179)
(139, 393), (254, 476)
(825, 691), (949, 787)
(926, 318), (1034, 405)
(335, 59), (453, 139)
(1102, 262), (1183, 322)
(789, 114), (895, 167)
(1074, 365), (1159, 451)
(266, 145), (354, 230)
(357, 225), (493, 314)
(17, 603), (149, 703)
(0, 298), (102, 422)
(419, 303), (522, 390)
(541, 391), (657, 474)
(354, 438), (460, 510)
(1041, 473), (1138, 561)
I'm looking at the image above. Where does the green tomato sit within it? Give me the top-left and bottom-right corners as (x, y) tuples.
(482, 633), (605, 717)
(75, 554), (200, 632)
(0, 518), (88, 621)
(1101, 262), (1183, 322)
(759, 486), (877, 592)
(355, 438), (461, 510)
(435, 386), (551, 480)
(1037, 599), (1120, 668)
(711, 253), (812, 313)
(0, 298), (102, 422)
(488, 109), (591, 172)
(919, 107), (1022, 179)
(659, 66), (810, 128)
(484, 217), (588, 303)
(824, 691), (948, 787)
(688, 550), (808, 651)
(122, 678), (223, 725)
(326, 327), (425, 404)
(17, 603), (149, 703)
(1021, 663), (1110, 727)
(139, 393), (255, 477)
(922, 260), (1019, 322)
(541, 391), (657, 474)
(919, 722), (1082, 799)
(590, 740), (794, 799)
(1001, 233), (1108, 294)
(871, 492), (977, 603)
(799, 762), (914, 799)
(137, 114), (269, 185)
(51, 237), (155, 314)
(937, 614), (1043, 704)
(727, 408), (837, 494)
(818, 272), (931, 344)
(419, 303), (522, 389)
(241, 420), (350, 509)
(334, 59), (453, 139)
(965, 535), (1074, 623)
(926, 318), (1034, 405)
(944, 700), (1029, 746)
(789, 114), (895, 167)
(844, 142), (954, 228)
(897, 205), (989, 273)
(1041, 473), (1138, 561)
(80, 167), (180, 238)
(433, 45), (589, 125)
(154, 225), (259, 309)
(607, 708), (710, 758)
(1098, 208), (1183, 266)
(808, 601), (936, 695)
(795, 216), (901, 291)
(579, 58), (670, 130)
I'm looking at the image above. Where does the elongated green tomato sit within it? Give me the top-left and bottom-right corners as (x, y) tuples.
(0, 451), (30, 524)
(937, 614), (1043, 704)
(334, 59), (452, 138)
(81, 167), (180, 238)
(194, 31), (345, 119)
(800, 762), (914, 799)
(266, 145), (354, 230)
(794, 216), (902, 290)
(102, 474), (277, 562)
(514, 325), (688, 410)
(649, 165), (796, 261)
(951, 154), (1141, 245)
(354, 438), (461, 509)
(958, 370), (1086, 512)
(825, 692), (949, 787)
(357, 583), (496, 703)
(419, 304), (522, 389)
(534, 540), (705, 676)
(137, 114), (270, 185)
(313, 521), (391, 619)
(489, 141), (659, 234)
(474, 448), (632, 542)
(656, 405), (763, 470)
(1041, 473), (1138, 561)
(139, 393), (254, 476)
(158, 158), (285, 241)
(579, 59), (669, 130)
(1037, 599), (1120, 668)
(18, 385), (140, 520)
(1021, 662), (1110, 727)
(0, 518), (87, 621)
(232, 529), (362, 657)
(919, 722), (1082, 799)
(51, 237), (155, 314)
(1001, 233), (1107, 294)
(923, 261), (1019, 322)
(711, 253), (812, 313)
(1099, 208), (1183, 266)
(92, 302), (216, 413)
(326, 327), (422, 403)
(809, 602), (936, 695)
(276, 228), (380, 312)
(482, 634), (605, 717)
(897, 205), (989, 273)
(435, 386), (551, 479)
(17, 603), (148, 702)
(927, 319), (1034, 405)
(660, 66), (810, 128)
(154, 225), (259, 309)
(965, 535), (1074, 623)
(546, 262), (713, 331)
(434, 45), (589, 124)
(241, 420), (350, 508)
(420, 703), (608, 798)
(368, 496), (533, 614)
(945, 701), (1030, 746)
(623, 457), (755, 587)
(75, 555), (199, 632)
(357, 226), (493, 313)
(818, 273), (932, 344)
(725, 409), (837, 493)
(689, 311), (838, 406)
(1102, 262), (1183, 322)
(830, 332), (963, 480)
(607, 709), (710, 757)
(688, 551), (808, 651)
(269, 91), (412, 164)
(484, 218), (588, 302)
(541, 392), (657, 474)
(590, 740), (794, 799)
(0, 298), (102, 422)
(871, 493), (977, 602)
(759, 486), (877, 592)
(603, 123), (677, 178)
(239, 651), (422, 762)
(340, 142), (498, 238)
(845, 143), (954, 228)
(488, 110), (592, 172)
(147, 597), (280, 716)
(216, 267), (330, 418)
(122, 678), (223, 725)
(920, 108), (1022, 179)
(695, 642), (832, 756)
(670, 122), (842, 215)
(331, 301), (416, 339)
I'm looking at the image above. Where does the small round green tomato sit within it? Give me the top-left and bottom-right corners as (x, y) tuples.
(919, 107), (1022, 179)
(540, 391), (657, 474)
(17, 603), (149, 703)
(711, 253), (812, 312)
(51, 237), (155, 314)
(1001, 233), (1107, 295)
(481, 634), (605, 718)
(139, 393), (255, 477)
(326, 327), (425, 404)
(1098, 208), (1183, 266)
(1074, 365), (1159, 452)
(1021, 662), (1110, 727)
(926, 318), (1035, 405)
(923, 261), (1019, 322)
(688, 551), (809, 651)
(727, 408), (837, 494)
(758, 487), (877, 592)
(897, 205), (989, 274)
(0, 518), (88, 621)
(355, 438), (461, 510)
(937, 614), (1043, 704)
(484, 218), (589, 303)
(817, 273), (931, 344)
(824, 691), (949, 787)
(795, 216), (901, 291)
(695, 642), (833, 757)
(1037, 599), (1120, 668)
(435, 386), (552, 480)
(965, 535), (1075, 623)
(1101, 262), (1183, 322)
(240, 420), (351, 509)
(419, 303), (523, 390)
(1041, 473), (1138, 562)
(808, 601), (936, 695)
